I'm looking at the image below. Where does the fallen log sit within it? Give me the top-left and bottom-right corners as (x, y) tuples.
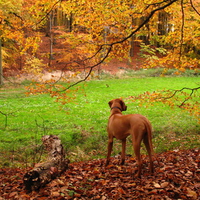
(23, 135), (69, 192)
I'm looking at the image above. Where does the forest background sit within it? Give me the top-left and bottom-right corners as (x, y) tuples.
(0, 0), (199, 166)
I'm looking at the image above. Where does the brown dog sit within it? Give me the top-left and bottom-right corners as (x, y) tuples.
(106, 98), (154, 177)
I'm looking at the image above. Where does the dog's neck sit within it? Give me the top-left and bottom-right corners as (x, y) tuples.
(110, 106), (122, 115)
(111, 106), (122, 112)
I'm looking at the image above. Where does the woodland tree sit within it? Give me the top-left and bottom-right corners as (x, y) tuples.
(0, 38), (2, 85)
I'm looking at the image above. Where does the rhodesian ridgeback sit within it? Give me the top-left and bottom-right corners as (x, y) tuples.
(106, 98), (154, 177)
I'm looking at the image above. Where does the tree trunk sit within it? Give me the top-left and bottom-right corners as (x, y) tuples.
(23, 135), (69, 192)
(49, 11), (54, 67)
(0, 38), (3, 85)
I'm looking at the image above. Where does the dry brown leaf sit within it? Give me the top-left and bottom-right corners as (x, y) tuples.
(160, 181), (169, 188)
(186, 188), (198, 199)
(0, 149), (199, 199)
(153, 182), (161, 188)
(51, 191), (60, 197)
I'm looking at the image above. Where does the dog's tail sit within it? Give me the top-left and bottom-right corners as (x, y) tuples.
(145, 118), (154, 155)
(144, 118), (156, 174)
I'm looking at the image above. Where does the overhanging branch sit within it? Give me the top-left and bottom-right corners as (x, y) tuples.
(36, 0), (62, 26)
(60, 45), (113, 91)
(163, 86), (200, 107)
(190, 0), (200, 16)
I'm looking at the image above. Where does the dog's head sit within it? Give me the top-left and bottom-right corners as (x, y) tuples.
(108, 98), (127, 111)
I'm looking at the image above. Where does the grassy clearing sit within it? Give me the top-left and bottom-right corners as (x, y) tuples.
(0, 69), (199, 167)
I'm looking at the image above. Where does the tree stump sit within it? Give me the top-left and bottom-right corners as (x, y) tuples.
(23, 135), (69, 192)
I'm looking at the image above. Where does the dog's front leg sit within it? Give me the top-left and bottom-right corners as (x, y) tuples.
(121, 138), (126, 165)
(106, 137), (113, 166)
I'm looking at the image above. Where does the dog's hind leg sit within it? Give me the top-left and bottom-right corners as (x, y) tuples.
(106, 137), (113, 166)
(132, 132), (143, 177)
(121, 138), (126, 165)
(143, 134), (154, 174)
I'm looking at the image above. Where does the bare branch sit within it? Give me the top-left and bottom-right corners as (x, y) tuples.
(0, 110), (18, 128)
(58, 44), (104, 72)
(164, 87), (200, 99)
(110, 0), (178, 45)
(10, 12), (24, 22)
(0, 72), (21, 86)
(36, 0), (62, 26)
(59, 45), (113, 91)
(190, 0), (200, 16)
(145, 0), (170, 10)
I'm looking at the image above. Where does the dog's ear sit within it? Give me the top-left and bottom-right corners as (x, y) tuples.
(120, 99), (127, 111)
(108, 100), (113, 108)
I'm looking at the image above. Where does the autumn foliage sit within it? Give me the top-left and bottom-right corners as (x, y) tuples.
(1, 0), (200, 74)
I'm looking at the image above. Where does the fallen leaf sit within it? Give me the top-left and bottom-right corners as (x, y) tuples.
(51, 191), (60, 197)
(9, 192), (18, 198)
(186, 188), (198, 199)
(127, 183), (136, 188)
(153, 182), (161, 188)
(160, 182), (169, 188)
(0, 149), (199, 199)
(118, 187), (126, 194)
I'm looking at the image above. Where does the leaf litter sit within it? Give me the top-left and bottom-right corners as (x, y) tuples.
(0, 149), (199, 199)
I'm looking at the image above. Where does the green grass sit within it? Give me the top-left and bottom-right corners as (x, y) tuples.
(0, 69), (199, 167)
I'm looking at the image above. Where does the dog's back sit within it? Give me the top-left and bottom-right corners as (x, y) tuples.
(108, 113), (152, 140)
